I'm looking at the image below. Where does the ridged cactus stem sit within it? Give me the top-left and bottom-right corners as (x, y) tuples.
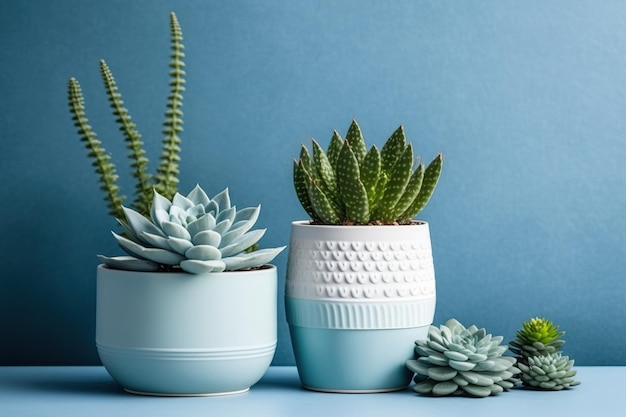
(99, 60), (153, 216)
(155, 11), (185, 200)
(68, 78), (125, 220)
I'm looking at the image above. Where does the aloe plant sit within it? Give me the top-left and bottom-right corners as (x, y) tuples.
(99, 184), (285, 273)
(68, 12), (184, 220)
(293, 120), (443, 225)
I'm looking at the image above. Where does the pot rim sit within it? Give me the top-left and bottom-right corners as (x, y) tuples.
(290, 220), (428, 228)
(97, 263), (277, 277)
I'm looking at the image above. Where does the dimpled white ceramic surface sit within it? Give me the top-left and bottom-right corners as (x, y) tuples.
(96, 265), (277, 396)
(285, 221), (436, 392)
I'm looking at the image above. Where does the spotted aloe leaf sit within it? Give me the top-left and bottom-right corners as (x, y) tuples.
(374, 143), (414, 222)
(293, 146), (317, 220)
(360, 145), (381, 208)
(306, 173), (342, 224)
(392, 162), (425, 222)
(326, 130), (344, 171)
(345, 120), (367, 165)
(401, 153), (443, 220)
(380, 125), (406, 173)
(337, 141), (369, 224)
(312, 139), (339, 205)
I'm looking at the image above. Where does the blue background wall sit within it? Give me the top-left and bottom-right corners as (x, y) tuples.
(2, 0), (625, 366)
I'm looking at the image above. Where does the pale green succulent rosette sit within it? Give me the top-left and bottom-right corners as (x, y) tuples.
(406, 318), (520, 397)
(517, 352), (580, 390)
(99, 184), (285, 274)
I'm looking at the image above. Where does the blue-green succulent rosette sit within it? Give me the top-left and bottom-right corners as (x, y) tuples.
(99, 184), (285, 274)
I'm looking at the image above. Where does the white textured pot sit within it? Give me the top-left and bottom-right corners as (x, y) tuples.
(285, 221), (436, 393)
(96, 264), (277, 396)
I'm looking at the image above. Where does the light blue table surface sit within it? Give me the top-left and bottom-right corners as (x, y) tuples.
(0, 366), (621, 417)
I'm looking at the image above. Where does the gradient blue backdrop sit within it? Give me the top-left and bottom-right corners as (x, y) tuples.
(2, 0), (625, 366)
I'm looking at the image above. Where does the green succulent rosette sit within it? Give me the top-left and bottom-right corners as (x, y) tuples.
(510, 317), (566, 364)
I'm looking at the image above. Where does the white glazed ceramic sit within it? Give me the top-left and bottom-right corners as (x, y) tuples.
(285, 221), (436, 392)
(96, 264), (277, 396)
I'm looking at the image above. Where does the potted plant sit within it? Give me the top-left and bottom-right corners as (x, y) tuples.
(286, 119), (443, 392)
(68, 12), (284, 396)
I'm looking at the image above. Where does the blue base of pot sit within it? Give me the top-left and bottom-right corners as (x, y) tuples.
(288, 325), (428, 393)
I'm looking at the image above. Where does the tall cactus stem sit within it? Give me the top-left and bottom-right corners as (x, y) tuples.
(68, 77), (126, 220)
(99, 60), (153, 215)
(155, 11), (185, 200)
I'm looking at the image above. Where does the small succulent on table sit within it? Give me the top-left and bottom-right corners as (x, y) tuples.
(517, 353), (580, 391)
(510, 317), (580, 390)
(293, 120), (443, 225)
(67, 12), (284, 273)
(405, 318), (520, 397)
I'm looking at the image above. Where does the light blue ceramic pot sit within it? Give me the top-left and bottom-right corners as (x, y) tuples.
(96, 264), (277, 396)
(285, 221), (436, 393)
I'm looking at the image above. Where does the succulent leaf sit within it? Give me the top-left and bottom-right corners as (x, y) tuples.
(394, 163), (425, 223)
(293, 159), (317, 220)
(336, 141), (370, 224)
(360, 146), (382, 208)
(401, 153), (443, 220)
(112, 232), (185, 265)
(306, 176), (342, 224)
(179, 259), (226, 274)
(212, 188), (231, 212)
(100, 185), (284, 273)
(369, 171), (389, 213)
(221, 247), (286, 271)
(374, 143), (414, 222)
(219, 229), (266, 257)
(97, 255), (159, 272)
(220, 205), (261, 246)
(312, 139), (339, 204)
(380, 125), (406, 173)
(326, 130), (344, 170)
(345, 120), (367, 165)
